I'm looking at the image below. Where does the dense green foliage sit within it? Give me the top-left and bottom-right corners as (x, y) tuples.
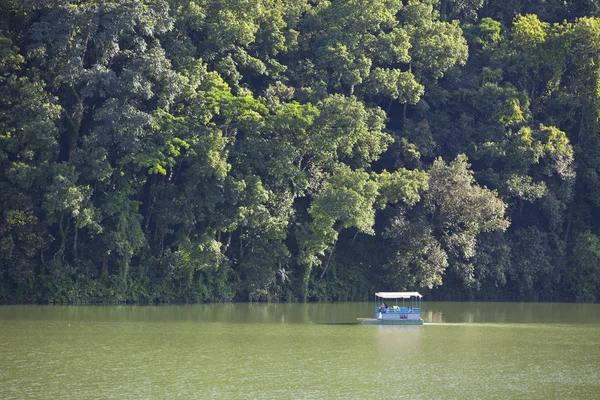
(1, 0), (599, 303)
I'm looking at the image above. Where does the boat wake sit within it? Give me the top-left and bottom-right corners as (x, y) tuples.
(424, 322), (535, 328)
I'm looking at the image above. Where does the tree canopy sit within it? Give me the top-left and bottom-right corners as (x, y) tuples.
(1, 0), (599, 303)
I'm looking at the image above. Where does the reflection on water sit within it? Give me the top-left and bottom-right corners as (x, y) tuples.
(0, 302), (367, 324)
(422, 302), (600, 324)
(375, 325), (422, 356)
(1, 302), (599, 399)
(2, 301), (599, 325)
(423, 309), (445, 323)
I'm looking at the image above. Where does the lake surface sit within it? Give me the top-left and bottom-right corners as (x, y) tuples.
(1, 302), (599, 399)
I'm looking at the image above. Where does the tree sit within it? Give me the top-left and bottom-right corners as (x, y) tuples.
(569, 231), (600, 302)
(385, 155), (509, 290)
(0, 33), (61, 301)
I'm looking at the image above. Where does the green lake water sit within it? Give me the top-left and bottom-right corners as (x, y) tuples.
(1, 302), (599, 399)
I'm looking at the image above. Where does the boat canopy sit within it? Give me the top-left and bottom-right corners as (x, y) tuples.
(375, 292), (422, 299)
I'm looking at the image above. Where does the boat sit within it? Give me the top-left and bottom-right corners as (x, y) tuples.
(358, 292), (424, 325)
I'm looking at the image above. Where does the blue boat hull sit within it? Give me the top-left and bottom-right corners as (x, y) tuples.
(357, 318), (423, 325)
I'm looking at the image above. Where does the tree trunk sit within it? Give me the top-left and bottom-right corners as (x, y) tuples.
(73, 227), (78, 262)
(101, 254), (108, 279)
(68, 87), (84, 161)
(564, 201), (574, 244)
(319, 238), (338, 282)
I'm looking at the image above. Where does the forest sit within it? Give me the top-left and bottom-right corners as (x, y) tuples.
(1, 0), (600, 304)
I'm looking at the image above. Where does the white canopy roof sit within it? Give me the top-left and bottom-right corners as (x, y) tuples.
(375, 292), (422, 299)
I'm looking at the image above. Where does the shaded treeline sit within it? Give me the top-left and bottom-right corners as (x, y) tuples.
(1, 0), (599, 303)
